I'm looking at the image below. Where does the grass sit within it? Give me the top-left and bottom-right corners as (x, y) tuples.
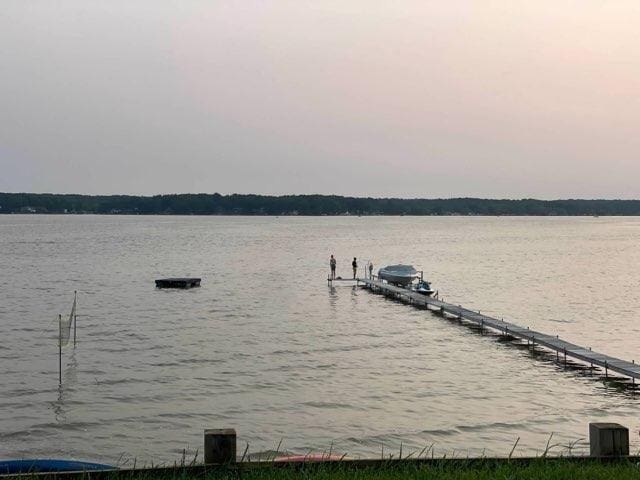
(8, 438), (640, 479)
(93, 459), (640, 480)
(9, 457), (640, 479)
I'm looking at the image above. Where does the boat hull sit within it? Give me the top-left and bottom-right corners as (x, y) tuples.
(416, 288), (434, 295)
(378, 272), (415, 286)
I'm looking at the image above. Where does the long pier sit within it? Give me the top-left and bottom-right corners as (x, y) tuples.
(357, 277), (640, 384)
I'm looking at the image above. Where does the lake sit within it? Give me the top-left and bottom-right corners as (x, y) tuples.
(1, 215), (640, 464)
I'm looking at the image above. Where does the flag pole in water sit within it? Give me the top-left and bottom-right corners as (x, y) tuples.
(58, 314), (62, 385)
(58, 292), (77, 385)
(73, 290), (77, 348)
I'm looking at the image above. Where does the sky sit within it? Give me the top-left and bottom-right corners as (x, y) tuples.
(1, 1), (639, 199)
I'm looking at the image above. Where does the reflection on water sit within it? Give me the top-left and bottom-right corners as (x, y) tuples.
(1, 215), (640, 463)
(53, 352), (78, 424)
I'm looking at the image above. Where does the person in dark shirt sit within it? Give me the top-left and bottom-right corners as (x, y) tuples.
(330, 255), (337, 280)
(352, 257), (358, 279)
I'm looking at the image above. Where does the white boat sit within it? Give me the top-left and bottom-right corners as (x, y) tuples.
(377, 264), (419, 286)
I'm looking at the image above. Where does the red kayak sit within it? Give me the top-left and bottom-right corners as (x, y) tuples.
(274, 454), (346, 463)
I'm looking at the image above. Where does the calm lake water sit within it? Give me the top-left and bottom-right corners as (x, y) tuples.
(1, 215), (640, 464)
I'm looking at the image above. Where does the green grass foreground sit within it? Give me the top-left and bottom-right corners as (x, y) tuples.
(32, 459), (638, 480)
(130, 461), (640, 480)
(7, 459), (640, 480)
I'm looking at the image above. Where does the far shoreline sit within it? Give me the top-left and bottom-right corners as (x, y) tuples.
(0, 212), (636, 217)
(2, 192), (640, 216)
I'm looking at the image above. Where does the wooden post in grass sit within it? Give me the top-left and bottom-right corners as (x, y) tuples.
(204, 429), (236, 464)
(589, 423), (629, 457)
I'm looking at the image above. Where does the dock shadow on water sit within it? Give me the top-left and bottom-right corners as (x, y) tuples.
(455, 316), (640, 396)
(362, 276), (640, 397)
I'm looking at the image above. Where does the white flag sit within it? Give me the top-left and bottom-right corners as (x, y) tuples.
(59, 297), (76, 347)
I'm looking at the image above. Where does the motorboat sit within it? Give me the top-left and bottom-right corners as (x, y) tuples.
(377, 264), (419, 286)
(378, 264), (436, 295)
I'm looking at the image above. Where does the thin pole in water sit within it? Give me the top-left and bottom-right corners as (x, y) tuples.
(73, 290), (77, 348)
(58, 314), (62, 385)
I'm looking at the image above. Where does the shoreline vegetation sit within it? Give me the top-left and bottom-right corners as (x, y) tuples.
(10, 458), (640, 480)
(1, 193), (640, 216)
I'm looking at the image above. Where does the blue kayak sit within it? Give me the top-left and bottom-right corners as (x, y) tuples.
(0, 459), (115, 474)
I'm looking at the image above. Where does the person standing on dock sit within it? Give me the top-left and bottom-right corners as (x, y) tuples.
(352, 257), (358, 279)
(368, 261), (373, 279)
(330, 255), (337, 280)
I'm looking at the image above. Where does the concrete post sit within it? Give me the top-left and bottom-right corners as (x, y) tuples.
(204, 428), (237, 464)
(589, 423), (629, 457)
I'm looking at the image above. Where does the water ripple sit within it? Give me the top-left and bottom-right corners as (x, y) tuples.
(2, 215), (640, 463)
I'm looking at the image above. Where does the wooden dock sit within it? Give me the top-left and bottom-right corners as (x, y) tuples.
(327, 277), (359, 284)
(359, 277), (640, 383)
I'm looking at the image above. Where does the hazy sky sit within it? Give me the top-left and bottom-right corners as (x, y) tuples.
(1, 1), (639, 198)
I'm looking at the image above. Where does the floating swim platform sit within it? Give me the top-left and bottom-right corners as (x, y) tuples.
(155, 278), (201, 289)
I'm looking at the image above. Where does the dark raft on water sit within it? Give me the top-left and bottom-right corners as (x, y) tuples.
(155, 278), (201, 289)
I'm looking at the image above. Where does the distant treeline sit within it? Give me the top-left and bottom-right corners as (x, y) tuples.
(2, 192), (640, 216)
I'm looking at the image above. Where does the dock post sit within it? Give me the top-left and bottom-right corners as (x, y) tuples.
(204, 428), (237, 464)
(589, 423), (629, 457)
(605, 361), (608, 379)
